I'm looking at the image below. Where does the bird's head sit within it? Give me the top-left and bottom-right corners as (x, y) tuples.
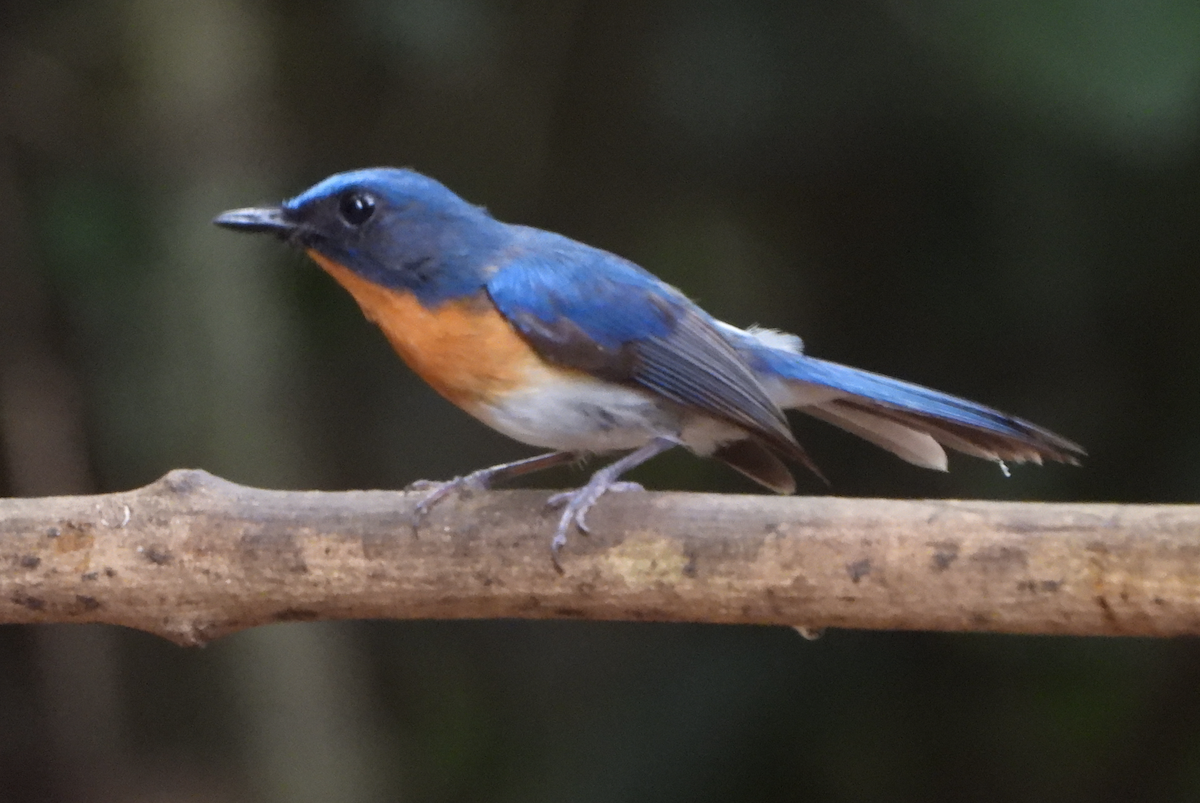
(214, 168), (506, 301)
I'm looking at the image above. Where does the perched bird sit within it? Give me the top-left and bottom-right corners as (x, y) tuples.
(215, 168), (1083, 569)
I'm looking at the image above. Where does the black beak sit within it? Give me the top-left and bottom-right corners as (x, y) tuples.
(213, 205), (296, 235)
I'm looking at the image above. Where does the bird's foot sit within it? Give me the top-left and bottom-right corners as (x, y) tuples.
(408, 470), (493, 527)
(546, 479), (644, 572)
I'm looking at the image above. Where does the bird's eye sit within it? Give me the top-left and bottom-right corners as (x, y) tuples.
(338, 192), (376, 226)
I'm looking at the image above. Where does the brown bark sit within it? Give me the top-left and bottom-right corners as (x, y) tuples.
(0, 469), (1196, 645)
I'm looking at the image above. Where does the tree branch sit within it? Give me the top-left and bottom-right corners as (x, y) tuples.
(0, 469), (1195, 645)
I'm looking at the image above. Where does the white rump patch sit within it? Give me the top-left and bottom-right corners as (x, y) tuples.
(745, 325), (804, 354)
(714, 321), (804, 354)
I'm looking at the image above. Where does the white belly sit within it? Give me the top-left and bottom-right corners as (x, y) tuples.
(471, 368), (680, 453)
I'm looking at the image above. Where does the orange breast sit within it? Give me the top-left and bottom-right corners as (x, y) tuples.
(310, 251), (540, 410)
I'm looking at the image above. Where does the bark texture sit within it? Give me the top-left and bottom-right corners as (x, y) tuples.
(0, 469), (1195, 645)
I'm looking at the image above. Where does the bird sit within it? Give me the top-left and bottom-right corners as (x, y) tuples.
(214, 167), (1084, 570)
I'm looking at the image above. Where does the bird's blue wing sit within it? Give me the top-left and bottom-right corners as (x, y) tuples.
(485, 230), (805, 461)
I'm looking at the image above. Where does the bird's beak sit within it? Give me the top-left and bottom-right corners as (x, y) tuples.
(212, 205), (296, 236)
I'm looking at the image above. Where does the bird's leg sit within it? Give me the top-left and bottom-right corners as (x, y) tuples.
(546, 436), (679, 570)
(410, 450), (576, 525)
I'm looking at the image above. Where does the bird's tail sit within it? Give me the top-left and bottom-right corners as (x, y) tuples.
(726, 326), (1085, 471)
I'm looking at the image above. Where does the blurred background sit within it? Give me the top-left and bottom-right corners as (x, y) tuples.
(2, 0), (1199, 801)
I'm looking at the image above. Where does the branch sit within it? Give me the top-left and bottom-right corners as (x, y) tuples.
(0, 469), (1194, 645)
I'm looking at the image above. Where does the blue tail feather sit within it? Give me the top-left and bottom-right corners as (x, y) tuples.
(736, 335), (1084, 464)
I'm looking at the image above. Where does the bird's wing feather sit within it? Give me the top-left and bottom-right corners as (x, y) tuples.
(485, 233), (806, 462)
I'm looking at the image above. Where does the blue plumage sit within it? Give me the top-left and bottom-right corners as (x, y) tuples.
(283, 168), (508, 305)
(215, 166), (1084, 568)
(486, 232), (676, 349)
(488, 233), (805, 461)
(740, 339), (1069, 452)
(704, 320), (1080, 469)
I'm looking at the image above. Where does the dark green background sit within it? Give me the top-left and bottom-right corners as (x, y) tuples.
(2, 1), (1198, 801)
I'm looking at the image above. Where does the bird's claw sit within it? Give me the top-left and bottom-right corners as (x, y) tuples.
(546, 480), (645, 571)
(409, 472), (491, 527)
(546, 480), (642, 511)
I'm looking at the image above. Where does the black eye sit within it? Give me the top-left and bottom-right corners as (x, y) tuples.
(338, 192), (376, 226)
